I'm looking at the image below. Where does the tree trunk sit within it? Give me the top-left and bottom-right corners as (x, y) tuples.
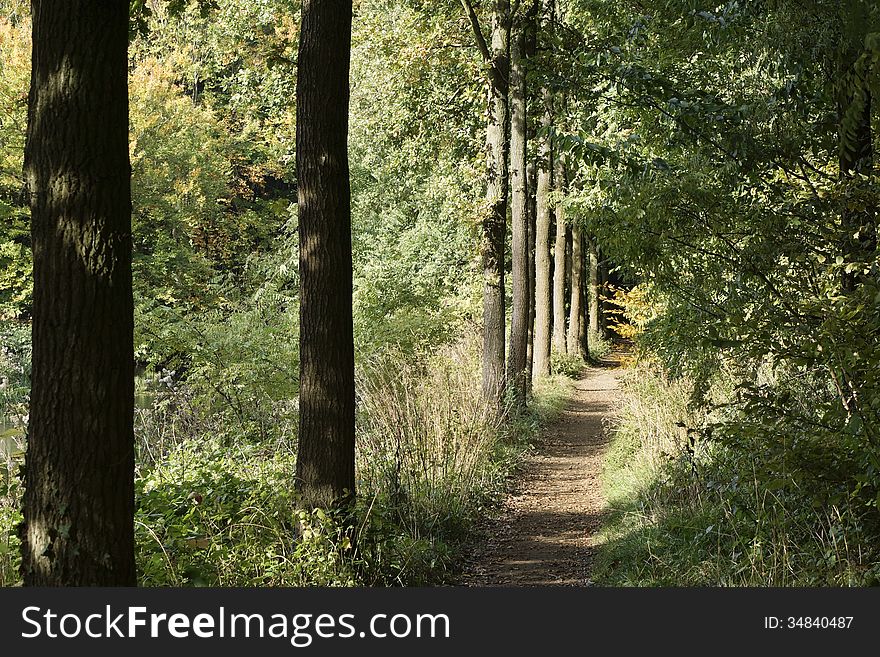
(551, 157), (567, 354)
(507, 14), (528, 410)
(598, 249), (610, 338)
(532, 90), (553, 379)
(588, 236), (600, 335)
(526, 158), (537, 395)
(21, 0), (134, 586)
(478, 1), (511, 414)
(295, 0), (356, 509)
(578, 231), (589, 358)
(567, 223), (584, 358)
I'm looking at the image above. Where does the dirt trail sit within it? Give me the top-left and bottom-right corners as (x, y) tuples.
(460, 355), (622, 586)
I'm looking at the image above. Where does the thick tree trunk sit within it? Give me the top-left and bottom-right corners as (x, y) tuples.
(551, 158), (567, 354)
(567, 223), (584, 358)
(588, 236), (600, 335)
(295, 0), (356, 509)
(21, 0), (135, 586)
(532, 91), (553, 379)
(507, 16), (528, 409)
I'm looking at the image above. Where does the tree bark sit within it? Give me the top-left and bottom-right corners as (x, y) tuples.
(567, 222), (584, 358)
(21, 0), (134, 586)
(551, 157), (567, 354)
(477, 0), (511, 414)
(532, 89), (553, 379)
(588, 236), (600, 335)
(578, 231), (589, 358)
(507, 13), (528, 409)
(295, 0), (356, 509)
(526, 157), (537, 395)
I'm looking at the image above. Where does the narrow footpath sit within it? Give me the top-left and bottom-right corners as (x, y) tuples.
(461, 355), (623, 586)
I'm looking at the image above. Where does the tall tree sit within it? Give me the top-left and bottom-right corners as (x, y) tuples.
(20, 0), (135, 585)
(295, 0), (356, 508)
(567, 222), (584, 357)
(588, 235), (600, 335)
(462, 0), (511, 413)
(507, 7), (532, 409)
(551, 157), (568, 353)
(531, 0), (554, 380)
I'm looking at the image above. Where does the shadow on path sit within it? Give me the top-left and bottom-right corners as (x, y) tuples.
(459, 352), (623, 586)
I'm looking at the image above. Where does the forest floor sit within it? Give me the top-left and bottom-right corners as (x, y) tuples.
(459, 352), (623, 586)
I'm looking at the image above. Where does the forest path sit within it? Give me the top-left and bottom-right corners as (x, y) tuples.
(459, 353), (623, 586)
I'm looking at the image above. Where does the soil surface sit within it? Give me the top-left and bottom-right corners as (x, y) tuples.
(459, 354), (622, 586)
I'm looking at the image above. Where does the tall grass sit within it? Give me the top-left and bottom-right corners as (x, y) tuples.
(595, 360), (880, 586)
(357, 338), (499, 537)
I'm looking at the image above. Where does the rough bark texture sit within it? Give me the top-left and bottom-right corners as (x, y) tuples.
(551, 158), (567, 354)
(507, 17), (528, 409)
(588, 236), (600, 335)
(21, 0), (135, 586)
(533, 90), (553, 379)
(295, 0), (356, 508)
(567, 223), (584, 357)
(479, 0), (511, 413)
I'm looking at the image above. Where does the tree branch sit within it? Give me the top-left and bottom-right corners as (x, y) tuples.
(460, 0), (493, 64)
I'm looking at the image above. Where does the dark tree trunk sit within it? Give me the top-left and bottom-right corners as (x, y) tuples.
(295, 0), (356, 508)
(507, 14), (529, 410)
(567, 223), (584, 358)
(551, 157), (567, 354)
(588, 236), (600, 335)
(21, 0), (135, 586)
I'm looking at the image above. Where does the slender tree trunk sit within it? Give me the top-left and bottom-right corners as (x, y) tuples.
(21, 0), (134, 586)
(598, 249), (610, 338)
(551, 158), (567, 354)
(588, 236), (600, 335)
(567, 222), (584, 357)
(464, 0), (511, 414)
(578, 233), (589, 358)
(526, 158), (537, 395)
(533, 95), (553, 378)
(295, 0), (356, 509)
(507, 15), (528, 409)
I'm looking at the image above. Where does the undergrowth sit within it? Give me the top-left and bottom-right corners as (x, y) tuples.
(0, 330), (572, 586)
(595, 360), (880, 586)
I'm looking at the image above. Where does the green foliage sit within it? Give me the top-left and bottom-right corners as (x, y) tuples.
(550, 351), (585, 377)
(596, 362), (880, 586)
(0, 16), (30, 319)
